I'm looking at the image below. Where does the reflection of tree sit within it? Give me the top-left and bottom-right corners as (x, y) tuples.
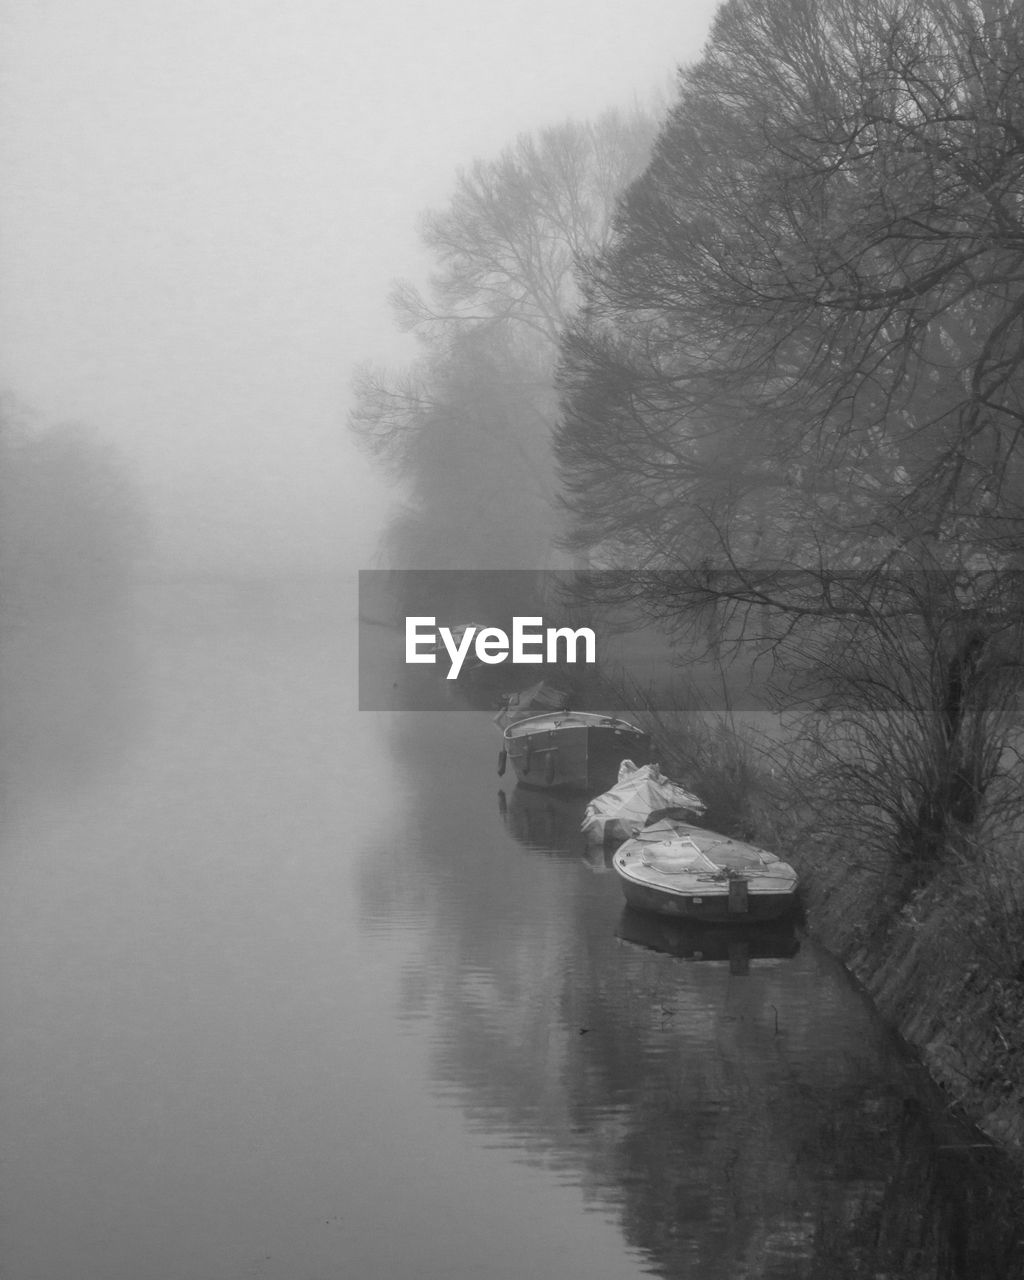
(0, 411), (146, 613)
(357, 712), (1022, 1277)
(0, 407), (145, 815)
(0, 601), (142, 824)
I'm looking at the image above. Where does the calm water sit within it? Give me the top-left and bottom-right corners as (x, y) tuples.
(1, 581), (1021, 1280)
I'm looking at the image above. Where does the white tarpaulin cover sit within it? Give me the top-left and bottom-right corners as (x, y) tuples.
(581, 761), (705, 842)
(638, 837), (720, 876)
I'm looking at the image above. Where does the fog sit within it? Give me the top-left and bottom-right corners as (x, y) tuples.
(0, 0), (718, 577)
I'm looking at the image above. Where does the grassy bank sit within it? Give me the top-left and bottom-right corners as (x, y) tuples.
(797, 829), (1024, 1156)
(625, 697), (1024, 1162)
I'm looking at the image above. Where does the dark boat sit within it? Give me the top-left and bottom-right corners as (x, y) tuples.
(501, 710), (651, 792)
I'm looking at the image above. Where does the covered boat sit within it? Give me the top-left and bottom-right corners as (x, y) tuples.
(501, 710), (650, 792)
(612, 819), (798, 922)
(492, 680), (572, 731)
(581, 760), (705, 845)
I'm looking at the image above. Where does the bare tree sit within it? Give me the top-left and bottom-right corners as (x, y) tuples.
(349, 108), (661, 570)
(556, 0), (1024, 866)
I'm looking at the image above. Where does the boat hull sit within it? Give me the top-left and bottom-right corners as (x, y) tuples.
(611, 822), (799, 922)
(614, 871), (797, 922)
(503, 713), (651, 792)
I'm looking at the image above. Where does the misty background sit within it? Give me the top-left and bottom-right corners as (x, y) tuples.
(0, 0), (719, 578)
(4, 7), (1024, 1277)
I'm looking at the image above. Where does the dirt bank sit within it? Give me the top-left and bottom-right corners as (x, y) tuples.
(793, 836), (1024, 1158)
(627, 702), (1024, 1163)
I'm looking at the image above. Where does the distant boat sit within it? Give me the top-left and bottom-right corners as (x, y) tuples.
(612, 819), (799, 922)
(501, 710), (651, 792)
(431, 623), (490, 676)
(581, 760), (705, 845)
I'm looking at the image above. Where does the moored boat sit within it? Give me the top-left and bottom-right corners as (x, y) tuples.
(492, 679), (572, 731)
(501, 710), (651, 792)
(581, 759), (705, 845)
(612, 819), (798, 922)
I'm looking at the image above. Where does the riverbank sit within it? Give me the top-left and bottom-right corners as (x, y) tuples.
(794, 830), (1024, 1157)
(640, 706), (1024, 1165)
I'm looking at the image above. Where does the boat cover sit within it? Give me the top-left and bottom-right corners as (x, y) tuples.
(633, 819), (778, 871)
(493, 680), (572, 729)
(581, 761), (705, 841)
(637, 837), (721, 876)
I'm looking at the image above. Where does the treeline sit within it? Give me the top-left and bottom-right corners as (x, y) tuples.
(349, 107), (661, 570)
(0, 402), (146, 620)
(352, 0), (1024, 877)
(556, 0), (1024, 874)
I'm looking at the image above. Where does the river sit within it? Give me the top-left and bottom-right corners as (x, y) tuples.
(0, 579), (1020, 1280)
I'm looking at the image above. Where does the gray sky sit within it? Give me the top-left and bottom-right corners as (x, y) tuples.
(0, 0), (718, 574)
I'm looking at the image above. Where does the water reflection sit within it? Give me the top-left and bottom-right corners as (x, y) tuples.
(616, 906), (800, 970)
(497, 784), (593, 862)
(374, 708), (1024, 1279)
(3, 587), (1018, 1280)
(0, 600), (141, 817)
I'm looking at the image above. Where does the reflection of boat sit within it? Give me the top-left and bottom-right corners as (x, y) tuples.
(616, 906), (800, 969)
(498, 786), (591, 858)
(501, 711), (651, 792)
(581, 760), (705, 845)
(493, 680), (572, 732)
(612, 819), (799, 922)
